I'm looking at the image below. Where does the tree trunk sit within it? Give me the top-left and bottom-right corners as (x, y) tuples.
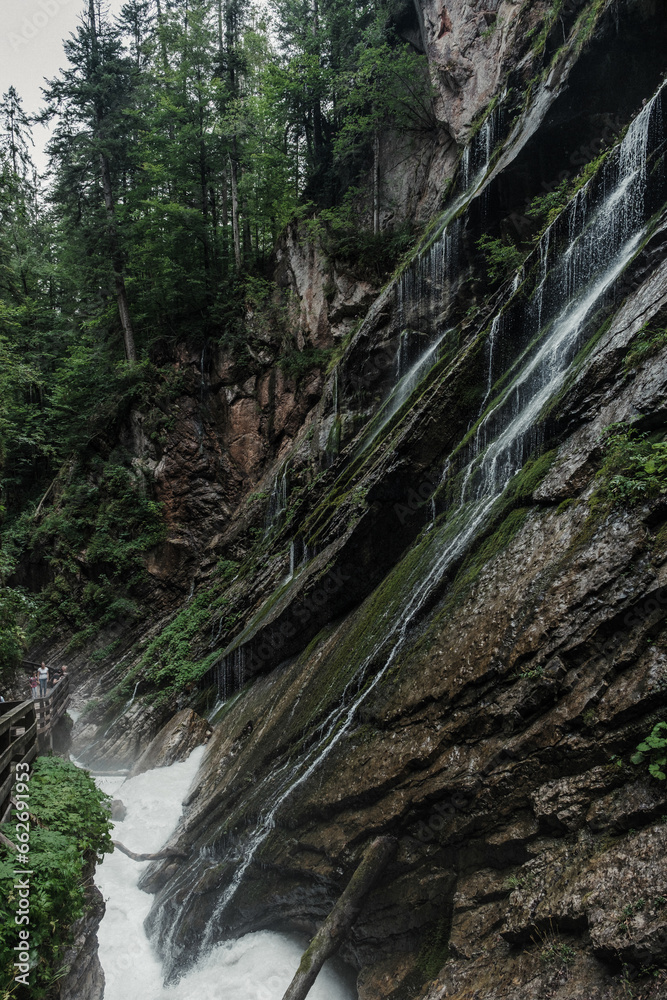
(221, 167), (229, 230)
(155, 0), (169, 71)
(112, 840), (187, 862)
(99, 153), (137, 362)
(197, 83), (211, 298)
(241, 171), (251, 260)
(373, 131), (380, 236)
(88, 0), (136, 362)
(230, 149), (242, 270)
(281, 837), (397, 1000)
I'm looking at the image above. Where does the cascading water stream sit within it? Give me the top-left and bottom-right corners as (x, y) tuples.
(208, 647), (247, 703)
(150, 83), (665, 980)
(357, 325), (453, 455)
(355, 106), (506, 458)
(126, 680), (140, 709)
(265, 467), (289, 533)
(462, 87), (662, 501)
(94, 749), (354, 1000)
(460, 105), (501, 192)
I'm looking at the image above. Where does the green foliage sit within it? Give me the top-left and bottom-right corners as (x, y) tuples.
(333, 39), (437, 160)
(0, 588), (31, 684)
(279, 346), (334, 383)
(215, 559), (240, 579)
(630, 721), (667, 780)
(476, 234), (524, 284)
(541, 941), (576, 966)
(0, 757), (112, 997)
(2, 457), (166, 646)
(416, 916), (450, 980)
(526, 179), (570, 228)
(595, 425), (667, 506)
(104, 563), (240, 711)
(28, 758), (113, 857)
(480, 16), (502, 40)
(625, 322), (667, 370)
(327, 219), (416, 282)
(301, 194), (418, 281)
(512, 664), (545, 681)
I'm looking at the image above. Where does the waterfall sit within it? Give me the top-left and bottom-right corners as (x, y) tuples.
(460, 103), (502, 192)
(94, 749), (353, 1000)
(209, 647), (247, 702)
(357, 102), (507, 456)
(463, 83), (664, 503)
(149, 83), (666, 979)
(126, 681), (140, 709)
(357, 326), (453, 455)
(333, 368), (339, 415)
(481, 313), (502, 412)
(265, 467), (289, 533)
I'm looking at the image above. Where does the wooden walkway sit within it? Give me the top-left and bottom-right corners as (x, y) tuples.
(0, 675), (71, 823)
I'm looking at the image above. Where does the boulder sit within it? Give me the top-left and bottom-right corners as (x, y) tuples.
(128, 709), (212, 778)
(111, 799), (127, 821)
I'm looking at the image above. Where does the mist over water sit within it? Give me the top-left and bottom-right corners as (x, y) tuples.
(93, 749), (355, 1000)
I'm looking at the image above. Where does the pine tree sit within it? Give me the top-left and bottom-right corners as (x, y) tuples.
(41, 0), (138, 361)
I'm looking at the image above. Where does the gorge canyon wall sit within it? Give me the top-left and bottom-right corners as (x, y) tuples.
(37, 0), (667, 997)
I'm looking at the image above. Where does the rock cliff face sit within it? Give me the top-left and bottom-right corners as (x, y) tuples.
(56, 860), (106, 1000)
(62, 0), (667, 996)
(128, 709), (211, 778)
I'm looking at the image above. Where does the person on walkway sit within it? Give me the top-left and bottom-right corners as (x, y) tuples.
(38, 662), (48, 698)
(30, 674), (39, 699)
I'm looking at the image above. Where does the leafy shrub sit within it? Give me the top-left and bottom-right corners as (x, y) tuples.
(526, 179), (570, 228)
(631, 722), (667, 780)
(279, 347), (334, 383)
(476, 234), (524, 284)
(103, 563), (240, 711)
(28, 757), (113, 857)
(0, 588), (32, 684)
(322, 220), (417, 282)
(625, 322), (667, 370)
(7, 459), (167, 644)
(0, 757), (112, 997)
(302, 196), (418, 282)
(595, 425), (667, 505)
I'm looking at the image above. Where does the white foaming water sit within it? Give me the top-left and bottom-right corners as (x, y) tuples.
(94, 749), (354, 1000)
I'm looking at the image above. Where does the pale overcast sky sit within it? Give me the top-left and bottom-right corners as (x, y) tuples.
(1, 0), (126, 174)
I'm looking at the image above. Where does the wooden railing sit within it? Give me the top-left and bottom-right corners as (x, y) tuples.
(0, 701), (38, 823)
(0, 676), (72, 823)
(34, 674), (71, 736)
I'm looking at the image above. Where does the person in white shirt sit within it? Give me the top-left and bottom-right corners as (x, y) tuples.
(38, 663), (49, 698)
